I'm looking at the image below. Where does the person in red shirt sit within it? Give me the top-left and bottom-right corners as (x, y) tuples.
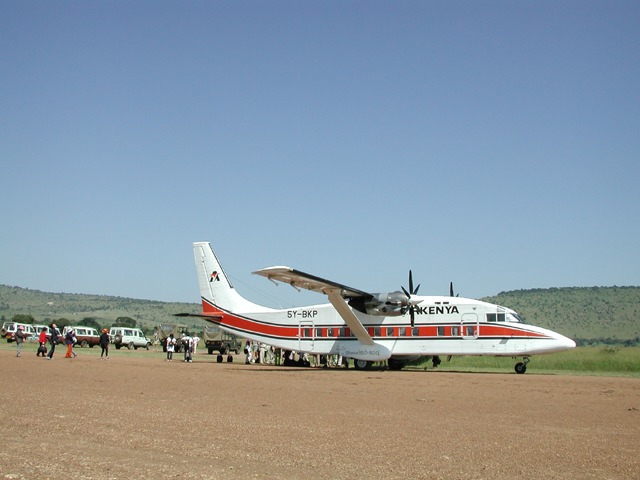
(37, 329), (48, 357)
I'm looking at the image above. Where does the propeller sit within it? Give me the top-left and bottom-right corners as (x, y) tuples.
(449, 282), (459, 297)
(401, 270), (421, 327)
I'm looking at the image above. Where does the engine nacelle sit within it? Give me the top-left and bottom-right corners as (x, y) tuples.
(349, 291), (409, 316)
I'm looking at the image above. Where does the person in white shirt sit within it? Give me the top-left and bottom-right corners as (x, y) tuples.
(166, 334), (176, 362)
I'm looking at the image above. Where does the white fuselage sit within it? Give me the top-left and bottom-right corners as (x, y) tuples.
(201, 295), (575, 361)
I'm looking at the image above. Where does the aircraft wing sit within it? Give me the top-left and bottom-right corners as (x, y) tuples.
(252, 266), (374, 299)
(253, 266), (375, 345)
(175, 313), (223, 320)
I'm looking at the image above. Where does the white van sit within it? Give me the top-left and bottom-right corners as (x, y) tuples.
(1, 322), (36, 343)
(109, 327), (151, 350)
(62, 326), (101, 348)
(33, 324), (51, 339)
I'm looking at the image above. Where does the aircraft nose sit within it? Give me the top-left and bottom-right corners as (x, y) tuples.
(563, 336), (577, 350)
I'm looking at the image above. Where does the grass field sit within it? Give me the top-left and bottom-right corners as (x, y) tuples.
(411, 346), (640, 376)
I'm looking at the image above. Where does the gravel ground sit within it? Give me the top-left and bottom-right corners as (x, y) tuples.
(1, 345), (639, 479)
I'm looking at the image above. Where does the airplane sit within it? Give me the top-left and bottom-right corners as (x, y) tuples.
(181, 241), (576, 373)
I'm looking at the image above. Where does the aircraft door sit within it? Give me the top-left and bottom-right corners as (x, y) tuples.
(461, 313), (479, 340)
(298, 320), (315, 352)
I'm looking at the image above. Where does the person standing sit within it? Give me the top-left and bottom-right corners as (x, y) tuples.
(166, 333), (176, 361)
(183, 335), (193, 363)
(15, 325), (26, 357)
(191, 333), (200, 355)
(99, 328), (110, 360)
(64, 328), (76, 358)
(37, 328), (48, 357)
(244, 340), (251, 364)
(47, 324), (61, 360)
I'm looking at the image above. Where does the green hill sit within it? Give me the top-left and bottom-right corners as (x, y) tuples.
(0, 284), (200, 333)
(482, 286), (640, 344)
(1, 284), (639, 344)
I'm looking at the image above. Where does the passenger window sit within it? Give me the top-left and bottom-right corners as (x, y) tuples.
(437, 326), (445, 336)
(451, 326), (459, 336)
(465, 326), (475, 336)
(412, 327), (419, 336)
(374, 327), (381, 336)
(387, 327), (394, 337)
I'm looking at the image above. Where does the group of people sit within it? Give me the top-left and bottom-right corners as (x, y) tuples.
(16, 326), (356, 369)
(165, 333), (196, 363)
(14, 324), (111, 360)
(241, 340), (353, 368)
(244, 340), (279, 365)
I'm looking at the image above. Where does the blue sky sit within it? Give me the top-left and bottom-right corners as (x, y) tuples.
(1, 1), (638, 308)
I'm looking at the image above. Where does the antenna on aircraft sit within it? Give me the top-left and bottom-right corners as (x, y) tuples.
(401, 270), (421, 327)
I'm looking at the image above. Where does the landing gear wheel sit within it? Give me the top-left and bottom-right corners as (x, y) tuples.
(227, 355), (233, 363)
(387, 359), (405, 370)
(354, 359), (372, 370)
(216, 355), (223, 363)
(514, 362), (527, 374)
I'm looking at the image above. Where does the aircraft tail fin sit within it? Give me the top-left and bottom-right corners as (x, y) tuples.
(193, 242), (263, 313)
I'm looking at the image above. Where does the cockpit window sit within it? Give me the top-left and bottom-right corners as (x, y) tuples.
(486, 313), (505, 322)
(487, 312), (525, 323)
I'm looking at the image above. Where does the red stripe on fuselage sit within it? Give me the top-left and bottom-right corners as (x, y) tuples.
(201, 299), (551, 341)
(202, 299), (299, 339)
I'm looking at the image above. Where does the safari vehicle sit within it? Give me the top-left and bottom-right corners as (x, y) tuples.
(33, 324), (51, 340)
(62, 326), (100, 348)
(156, 323), (192, 353)
(109, 327), (151, 350)
(202, 325), (243, 355)
(1, 322), (35, 343)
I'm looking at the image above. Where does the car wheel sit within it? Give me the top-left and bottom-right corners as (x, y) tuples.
(81, 340), (89, 348)
(128, 342), (134, 350)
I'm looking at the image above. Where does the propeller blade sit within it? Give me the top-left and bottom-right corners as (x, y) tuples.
(450, 282), (454, 297)
(408, 270), (413, 295)
(402, 270), (421, 326)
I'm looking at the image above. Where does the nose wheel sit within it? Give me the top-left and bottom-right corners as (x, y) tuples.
(514, 356), (530, 374)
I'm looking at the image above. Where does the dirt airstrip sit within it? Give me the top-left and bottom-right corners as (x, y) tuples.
(1, 345), (639, 480)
